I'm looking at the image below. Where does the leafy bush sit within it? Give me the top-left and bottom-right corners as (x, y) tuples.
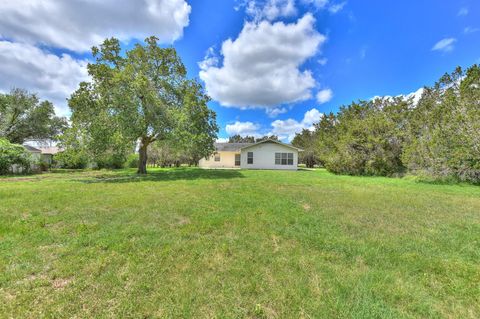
(315, 98), (409, 177)
(95, 153), (127, 169)
(126, 153), (139, 168)
(0, 138), (32, 174)
(301, 64), (480, 184)
(54, 148), (89, 169)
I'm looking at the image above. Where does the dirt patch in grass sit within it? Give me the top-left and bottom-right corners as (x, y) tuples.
(302, 203), (311, 211)
(52, 278), (72, 289)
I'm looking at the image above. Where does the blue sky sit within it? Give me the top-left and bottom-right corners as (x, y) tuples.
(1, 0), (479, 141)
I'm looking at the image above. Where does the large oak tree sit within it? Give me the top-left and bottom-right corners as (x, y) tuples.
(68, 37), (218, 174)
(0, 88), (67, 144)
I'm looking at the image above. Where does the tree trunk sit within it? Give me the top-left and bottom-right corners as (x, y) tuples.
(137, 140), (149, 174)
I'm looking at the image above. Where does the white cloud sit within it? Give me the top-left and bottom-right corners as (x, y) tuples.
(0, 41), (89, 116)
(360, 46), (367, 59)
(303, 108), (323, 125)
(464, 27), (479, 34)
(458, 7), (469, 16)
(328, 1), (347, 14)
(242, 0), (339, 20)
(245, 0), (297, 21)
(270, 108), (323, 141)
(216, 138), (229, 143)
(0, 0), (191, 51)
(199, 14), (326, 113)
(198, 46), (219, 70)
(371, 87), (424, 106)
(316, 88), (333, 104)
(405, 88), (425, 105)
(226, 121), (261, 136)
(301, 0), (329, 9)
(318, 57), (328, 65)
(432, 38), (456, 52)
(266, 107), (288, 117)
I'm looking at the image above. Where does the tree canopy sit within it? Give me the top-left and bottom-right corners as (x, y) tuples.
(293, 64), (480, 183)
(68, 37), (218, 173)
(227, 135), (279, 143)
(291, 129), (318, 168)
(0, 88), (67, 144)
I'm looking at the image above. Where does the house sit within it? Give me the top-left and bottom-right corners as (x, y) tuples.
(199, 139), (302, 170)
(10, 145), (42, 173)
(23, 145), (42, 161)
(38, 146), (61, 165)
(22, 145), (61, 171)
(23, 140), (62, 166)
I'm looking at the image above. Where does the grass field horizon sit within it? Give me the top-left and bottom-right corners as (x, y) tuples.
(1, 168), (479, 318)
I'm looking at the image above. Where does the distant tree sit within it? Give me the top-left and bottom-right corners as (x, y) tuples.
(228, 135), (255, 143)
(0, 138), (32, 174)
(68, 37), (218, 174)
(0, 89), (67, 144)
(255, 135), (279, 142)
(314, 112), (337, 168)
(292, 129), (317, 168)
(291, 64), (479, 183)
(403, 65), (480, 183)
(314, 98), (411, 176)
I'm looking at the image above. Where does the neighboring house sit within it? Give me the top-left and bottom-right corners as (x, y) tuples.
(23, 145), (42, 161)
(11, 145), (42, 173)
(38, 146), (61, 165)
(199, 139), (302, 170)
(23, 140), (62, 165)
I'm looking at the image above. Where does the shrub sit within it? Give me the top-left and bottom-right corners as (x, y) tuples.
(95, 153), (126, 169)
(54, 148), (89, 169)
(0, 138), (32, 174)
(126, 153), (139, 168)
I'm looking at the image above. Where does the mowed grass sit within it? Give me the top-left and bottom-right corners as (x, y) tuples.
(0, 168), (479, 318)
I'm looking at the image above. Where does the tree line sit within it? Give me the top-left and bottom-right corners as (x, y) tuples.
(2, 37), (479, 182)
(227, 135), (279, 143)
(293, 65), (480, 183)
(0, 37), (218, 174)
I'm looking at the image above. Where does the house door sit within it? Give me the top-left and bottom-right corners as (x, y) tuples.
(235, 154), (241, 166)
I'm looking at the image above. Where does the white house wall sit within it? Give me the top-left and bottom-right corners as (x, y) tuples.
(240, 142), (298, 170)
(198, 151), (239, 168)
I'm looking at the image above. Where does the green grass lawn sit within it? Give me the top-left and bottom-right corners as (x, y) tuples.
(1, 168), (479, 318)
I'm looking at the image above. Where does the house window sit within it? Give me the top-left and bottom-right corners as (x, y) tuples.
(235, 154), (241, 166)
(275, 153), (294, 165)
(247, 152), (253, 164)
(214, 153), (221, 162)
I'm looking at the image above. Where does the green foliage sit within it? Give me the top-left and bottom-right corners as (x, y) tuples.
(298, 64), (480, 183)
(314, 98), (410, 176)
(68, 37), (218, 174)
(228, 134), (255, 143)
(0, 138), (32, 174)
(53, 148), (89, 169)
(126, 153), (139, 168)
(95, 152), (127, 169)
(227, 135), (279, 143)
(403, 65), (480, 183)
(0, 88), (67, 144)
(255, 135), (279, 142)
(292, 129), (318, 168)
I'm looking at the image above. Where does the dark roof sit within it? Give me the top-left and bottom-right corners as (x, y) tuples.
(214, 140), (303, 152)
(23, 145), (42, 153)
(214, 142), (254, 152)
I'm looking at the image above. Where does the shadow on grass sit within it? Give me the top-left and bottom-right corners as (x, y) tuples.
(76, 168), (245, 184)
